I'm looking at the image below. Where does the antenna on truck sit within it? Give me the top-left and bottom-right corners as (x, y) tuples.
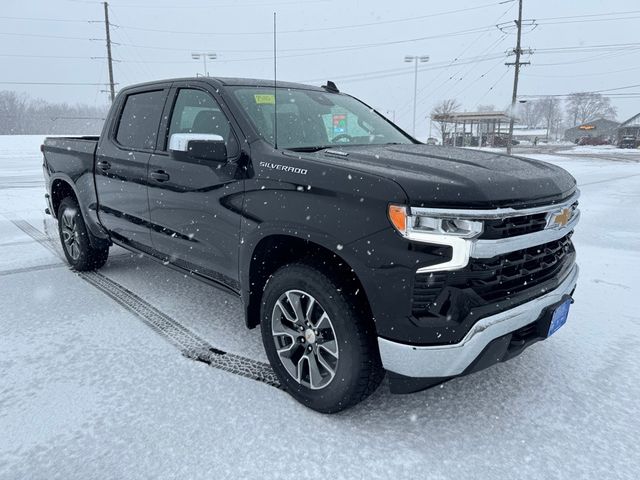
(273, 12), (278, 150)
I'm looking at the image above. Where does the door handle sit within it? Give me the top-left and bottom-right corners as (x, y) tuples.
(96, 160), (111, 171)
(150, 170), (170, 182)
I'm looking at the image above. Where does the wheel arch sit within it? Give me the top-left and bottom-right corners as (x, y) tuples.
(49, 174), (110, 247)
(50, 177), (78, 218)
(243, 233), (374, 331)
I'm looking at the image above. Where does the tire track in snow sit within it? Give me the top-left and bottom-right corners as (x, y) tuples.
(9, 218), (281, 390)
(0, 262), (67, 277)
(578, 173), (640, 187)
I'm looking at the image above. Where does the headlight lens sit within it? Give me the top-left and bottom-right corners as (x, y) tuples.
(388, 205), (483, 240)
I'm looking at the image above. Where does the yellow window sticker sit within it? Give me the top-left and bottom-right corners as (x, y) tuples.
(254, 94), (275, 105)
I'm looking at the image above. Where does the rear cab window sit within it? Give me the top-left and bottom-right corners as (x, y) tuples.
(115, 90), (165, 150)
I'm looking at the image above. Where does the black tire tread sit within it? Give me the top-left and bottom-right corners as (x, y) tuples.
(262, 263), (384, 413)
(58, 197), (109, 271)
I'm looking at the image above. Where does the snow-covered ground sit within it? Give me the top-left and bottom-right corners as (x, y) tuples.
(559, 145), (640, 156)
(1, 136), (639, 479)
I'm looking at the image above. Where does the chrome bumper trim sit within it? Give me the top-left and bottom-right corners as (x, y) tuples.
(378, 263), (579, 378)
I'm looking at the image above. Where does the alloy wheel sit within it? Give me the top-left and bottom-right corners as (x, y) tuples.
(61, 208), (81, 260)
(271, 290), (339, 390)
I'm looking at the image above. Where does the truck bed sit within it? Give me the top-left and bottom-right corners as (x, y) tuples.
(42, 136), (102, 235)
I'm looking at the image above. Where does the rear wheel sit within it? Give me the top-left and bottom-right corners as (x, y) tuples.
(260, 264), (384, 413)
(57, 197), (109, 271)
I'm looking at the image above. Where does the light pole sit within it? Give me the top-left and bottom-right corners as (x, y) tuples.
(405, 55), (429, 137)
(191, 52), (217, 77)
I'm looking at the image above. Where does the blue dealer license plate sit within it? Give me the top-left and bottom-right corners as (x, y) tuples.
(548, 299), (571, 337)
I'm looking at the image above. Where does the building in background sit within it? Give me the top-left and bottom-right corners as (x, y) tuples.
(616, 113), (640, 147)
(431, 111), (512, 147)
(564, 118), (619, 144)
(511, 126), (549, 143)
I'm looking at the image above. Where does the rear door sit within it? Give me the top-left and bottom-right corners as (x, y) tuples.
(95, 86), (169, 250)
(147, 83), (244, 289)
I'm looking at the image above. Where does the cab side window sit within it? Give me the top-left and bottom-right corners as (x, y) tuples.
(168, 89), (239, 157)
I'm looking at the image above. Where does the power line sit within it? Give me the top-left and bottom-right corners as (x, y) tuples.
(298, 52), (507, 84)
(0, 54), (99, 60)
(107, 8), (155, 80)
(535, 9), (640, 21)
(9, 4), (640, 33)
(112, 25), (497, 58)
(533, 47), (640, 67)
(0, 32), (100, 41)
(519, 82), (640, 99)
(475, 66), (512, 104)
(530, 42), (640, 58)
(0, 15), (96, 23)
(104, 0), (332, 8)
(527, 64), (640, 79)
(403, 1), (516, 123)
(113, 0), (514, 36)
(537, 15), (640, 26)
(427, 34), (509, 103)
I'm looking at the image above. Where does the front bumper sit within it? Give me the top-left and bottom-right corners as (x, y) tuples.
(378, 263), (579, 379)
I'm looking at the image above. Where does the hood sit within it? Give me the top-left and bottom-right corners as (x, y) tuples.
(314, 144), (577, 209)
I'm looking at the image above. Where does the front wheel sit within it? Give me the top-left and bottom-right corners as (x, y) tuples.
(57, 197), (109, 271)
(260, 264), (384, 413)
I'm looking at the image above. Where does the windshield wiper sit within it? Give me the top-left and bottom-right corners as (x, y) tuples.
(286, 146), (332, 152)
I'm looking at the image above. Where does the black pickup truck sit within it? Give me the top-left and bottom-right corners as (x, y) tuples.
(42, 77), (580, 413)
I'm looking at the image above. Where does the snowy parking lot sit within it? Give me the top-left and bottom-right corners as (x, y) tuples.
(1, 136), (639, 479)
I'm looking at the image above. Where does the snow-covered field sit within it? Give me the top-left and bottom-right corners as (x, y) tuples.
(1, 136), (639, 479)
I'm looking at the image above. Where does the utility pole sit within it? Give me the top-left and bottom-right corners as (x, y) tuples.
(505, 0), (529, 155)
(103, 2), (116, 103)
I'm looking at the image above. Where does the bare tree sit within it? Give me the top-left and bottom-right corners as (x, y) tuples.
(538, 96), (563, 141)
(0, 91), (28, 134)
(518, 100), (544, 128)
(565, 92), (617, 126)
(0, 90), (107, 135)
(431, 99), (461, 144)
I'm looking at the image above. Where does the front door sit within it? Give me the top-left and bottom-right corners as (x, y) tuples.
(95, 87), (169, 250)
(147, 86), (244, 289)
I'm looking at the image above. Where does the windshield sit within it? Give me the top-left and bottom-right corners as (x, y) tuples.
(231, 86), (413, 150)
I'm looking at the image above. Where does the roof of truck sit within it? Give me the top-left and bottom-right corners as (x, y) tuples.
(120, 77), (328, 92)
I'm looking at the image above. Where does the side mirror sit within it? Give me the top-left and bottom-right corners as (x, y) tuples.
(169, 133), (227, 163)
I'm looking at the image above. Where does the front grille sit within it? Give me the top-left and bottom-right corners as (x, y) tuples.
(463, 235), (574, 302)
(481, 212), (548, 239)
(480, 202), (578, 240)
(411, 235), (575, 318)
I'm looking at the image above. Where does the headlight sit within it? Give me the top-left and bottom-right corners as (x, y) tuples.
(388, 205), (483, 240)
(387, 204), (482, 273)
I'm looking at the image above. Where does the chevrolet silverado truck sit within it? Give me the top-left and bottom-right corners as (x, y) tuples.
(42, 77), (580, 413)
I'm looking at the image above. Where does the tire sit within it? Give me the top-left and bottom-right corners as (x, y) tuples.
(57, 197), (109, 271)
(260, 264), (384, 413)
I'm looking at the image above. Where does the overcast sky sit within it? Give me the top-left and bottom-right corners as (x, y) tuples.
(2, 0), (639, 134)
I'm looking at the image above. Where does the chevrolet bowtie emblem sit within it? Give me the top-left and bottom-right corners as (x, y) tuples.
(550, 207), (572, 228)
